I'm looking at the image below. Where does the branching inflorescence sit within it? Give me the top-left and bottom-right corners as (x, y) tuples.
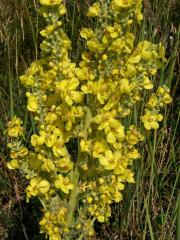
(6, 0), (172, 239)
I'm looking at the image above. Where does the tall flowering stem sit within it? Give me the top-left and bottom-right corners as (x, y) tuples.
(6, 0), (172, 239)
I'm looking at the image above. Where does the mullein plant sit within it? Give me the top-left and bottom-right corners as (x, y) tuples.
(6, 0), (172, 239)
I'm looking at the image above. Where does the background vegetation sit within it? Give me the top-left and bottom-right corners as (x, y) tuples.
(0, 0), (179, 239)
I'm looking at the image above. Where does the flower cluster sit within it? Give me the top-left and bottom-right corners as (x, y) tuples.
(6, 0), (172, 239)
(141, 86), (172, 130)
(39, 207), (68, 240)
(6, 117), (28, 170)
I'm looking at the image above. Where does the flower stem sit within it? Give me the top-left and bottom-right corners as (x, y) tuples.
(66, 167), (79, 228)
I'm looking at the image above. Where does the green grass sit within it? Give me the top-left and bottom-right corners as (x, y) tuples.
(0, 0), (179, 239)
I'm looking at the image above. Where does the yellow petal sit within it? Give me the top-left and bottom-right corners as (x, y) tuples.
(151, 121), (159, 129)
(116, 182), (124, 190)
(80, 28), (95, 40)
(39, 0), (62, 6)
(141, 50), (152, 60)
(99, 156), (109, 167)
(87, 2), (100, 17)
(111, 0), (133, 10)
(26, 93), (38, 112)
(107, 132), (116, 144)
(65, 95), (73, 106)
(71, 91), (84, 103)
(40, 25), (55, 37)
(97, 216), (105, 222)
(143, 76), (153, 89)
(7, 159), (19, 169)
(38, 180), (50, 194)
(87, 38), (100, 52)
(59, 5), (67, 15)
(128, 55), (141, 64)
(157, 114), (163, 121)
(163, 93), (172, 104)
(144, 122), (151, 130)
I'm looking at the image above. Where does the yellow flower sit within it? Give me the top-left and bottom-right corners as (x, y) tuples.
(106, 132), (116, 144)
(40, 25), (56, 37)
(106, 24), (121, 39)
(7, 116), (23, 137)
(45, 112), (58, 124)
(31, 133), (45, 147)
(147, 95), (158, 108)
(54, 174), (73, 194)
(157, 86), (165, 95)
(49, 233), (61, 240)
(75, 67), (88, 81)
(29, 61), (43, 75)
(119, 78), (131, 94)
(149, 68), (157, 75)
(41, 159), (55, 172)
(80, 139), (92, 153)
(82, 52), (91, 63)
(99, 150), (120, 170)
(20, 75), (35, 86)
(87, 38), (100, 52)
(127, 148), (140, 159)
(26, 92), (38, 112)
(127, 55), (141, 64)
(70, 91), (84, 104)
(26, 178), (40, 199)
(38, 180), (50, 194)
(110, 38), (124, 52)
(92, 141), (107, 158)
(141, 111), (163, 130)
(80, 28), (95, 40)
(52, 143), (67, 157)
(113, 190), (123, 203)
(20, 61), (43, 86)
(111, 0), (133, 11)
(87, 2), (100, 17)
(115, 181), (125, 191)
(56, 78), (83, 106)
(93, 110), (116, 130)
(126, 64), (137, 76)
(124, 170), (135, 183)
(162, 93), (172, 104)
(39, 0), (62, 6)
(57, 157), (73, 172)
(126, 125), (143, 145)
(97, 216), (105, 223)
(137, 41), (154, 60)
(93, 79), (112, 104)
(59, 4), (67, 15)
(136, 12), (143, 22)
(143, 76), (153, 90)
(26, 178), (50, 200)
(57, 207), (67, 222)
(87, 196), (93, 204)
(10, 151), (18, 159)
(7, 159), (19, 169)
(107, 119), (125, 141)
(18, 147), (29, 157)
